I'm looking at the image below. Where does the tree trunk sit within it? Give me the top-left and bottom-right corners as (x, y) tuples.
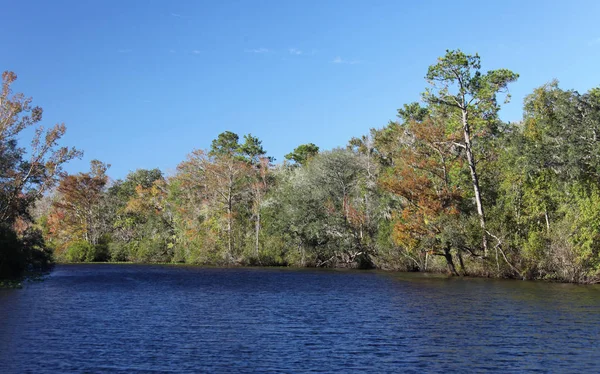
(227, 187), (233, 262)
(299, 241), (305, 266)
(457, 249), (466, 276)
(255, 208), (260, 259)
(462, 109), (488, 257)
(443, 245), (459, 276)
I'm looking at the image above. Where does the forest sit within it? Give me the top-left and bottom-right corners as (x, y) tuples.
(2, 50), (600, 283)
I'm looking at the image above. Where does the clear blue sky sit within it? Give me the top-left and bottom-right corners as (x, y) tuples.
(2, 0), (599, 179)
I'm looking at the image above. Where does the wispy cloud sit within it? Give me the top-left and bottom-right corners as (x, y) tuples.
(192, 50), (201, 54)
(117, 49), (132, 53)
(588, 37), (600, 46)
(169, 49), (176, 54)
(170, 12), (192, 19)
(245, 48), (270, 53)
(332, 56), (361, 64)
(288, 48), (303, 55)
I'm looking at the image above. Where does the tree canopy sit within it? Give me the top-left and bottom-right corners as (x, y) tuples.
(4, 51), (600, 284)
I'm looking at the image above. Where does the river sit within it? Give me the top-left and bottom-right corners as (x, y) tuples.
(0, 264), (599, 372)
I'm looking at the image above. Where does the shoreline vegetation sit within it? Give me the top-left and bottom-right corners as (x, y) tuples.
(2, 50), (600, 284)
(0, 269), (52, 289)
(50, 262), (600, 285)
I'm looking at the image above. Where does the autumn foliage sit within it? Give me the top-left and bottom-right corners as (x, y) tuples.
(3, 50), (599, 283)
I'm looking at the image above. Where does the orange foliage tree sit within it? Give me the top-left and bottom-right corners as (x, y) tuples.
(47, 161), (109, 254)
(379, 108), (467, 274)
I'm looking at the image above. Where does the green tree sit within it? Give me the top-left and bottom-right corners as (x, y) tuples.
(424, 50), (518, 256)
(284, 143), (319, 166)
(210, 131), (241, 158)
(107, 169), (173, 262)
(495, 82), (600, 281)
(266, 149), (375, 267)
(239, 134), (271, 164)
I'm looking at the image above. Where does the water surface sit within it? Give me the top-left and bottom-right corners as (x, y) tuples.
(1, 264), (599, 372)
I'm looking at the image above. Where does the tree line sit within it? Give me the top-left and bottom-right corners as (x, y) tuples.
(2, 50), (600, 283)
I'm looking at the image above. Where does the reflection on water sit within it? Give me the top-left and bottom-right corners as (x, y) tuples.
(1, 265), (599, 373)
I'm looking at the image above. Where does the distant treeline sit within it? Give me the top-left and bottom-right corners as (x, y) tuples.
(2, 50), (600, 283)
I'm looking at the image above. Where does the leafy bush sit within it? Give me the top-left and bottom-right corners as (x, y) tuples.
(65, 241), (96, 262)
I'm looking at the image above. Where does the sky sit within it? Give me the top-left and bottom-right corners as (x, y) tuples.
(1, 0), (599, 179)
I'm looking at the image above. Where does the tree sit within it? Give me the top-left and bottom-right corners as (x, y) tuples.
(378, 109), (466, 274)
(248, 156), (271, 259)
(210, 130), (241, 158)
(0, 71), (82, 225)
(266, 149), (373, 267)
(123, 178), (174, 262)
(177, 149), (252, 262)
(0, 71), (80, 277)
(493, 82), (600, 281)
(348, 131), (380, 248)
(284, 143), (319, 166)
(237, 134), (274, 259)
(239, 134), (272, 163)
(199, 132), (272, 260)
(48, 160), (109, 258)
(424, 50), (518, 256)
(106, 168), (173, 262)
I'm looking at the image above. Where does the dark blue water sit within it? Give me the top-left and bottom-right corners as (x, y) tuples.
(1, 265), (599, 373)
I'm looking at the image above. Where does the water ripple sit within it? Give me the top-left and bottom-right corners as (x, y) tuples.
(1, 265), (599, 373)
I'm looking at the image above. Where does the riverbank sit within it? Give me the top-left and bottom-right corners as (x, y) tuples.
(49, 261), (600, 285)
